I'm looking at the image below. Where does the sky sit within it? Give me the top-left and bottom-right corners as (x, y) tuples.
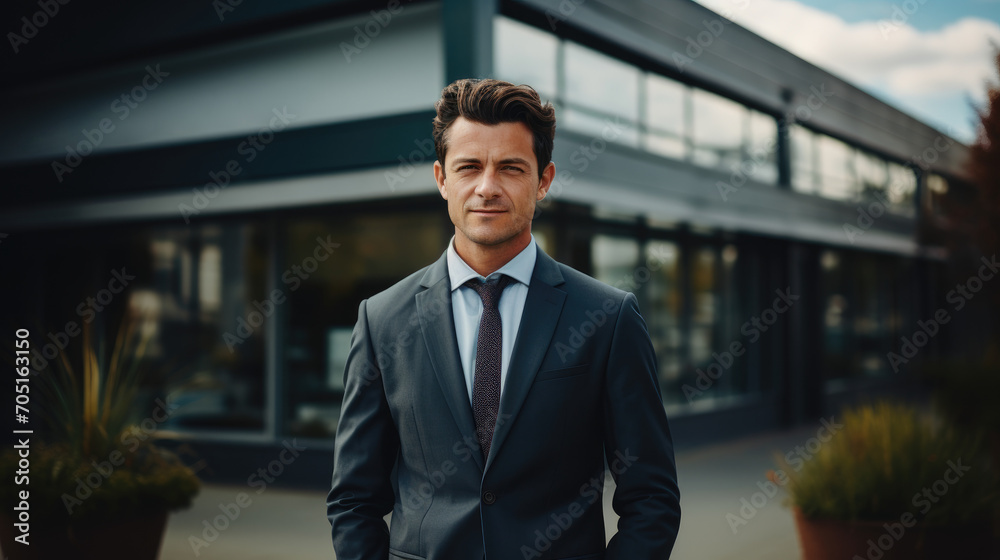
(693, 0), (1000, 143)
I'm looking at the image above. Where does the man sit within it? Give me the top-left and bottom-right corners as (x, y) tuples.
(328, 78), (681, 560)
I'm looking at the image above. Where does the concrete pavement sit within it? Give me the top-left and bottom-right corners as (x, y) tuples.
(160, 426), (819, 559)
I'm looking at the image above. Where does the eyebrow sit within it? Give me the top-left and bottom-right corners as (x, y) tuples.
(450, 157), (531, 167)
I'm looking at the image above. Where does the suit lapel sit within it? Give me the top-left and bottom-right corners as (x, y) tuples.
(485, 248), (566, 471)
(415, 252), (485, 471)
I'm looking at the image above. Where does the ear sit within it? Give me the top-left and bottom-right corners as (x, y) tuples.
(434, 160), (447, 200)
(536, 162), (556, 201)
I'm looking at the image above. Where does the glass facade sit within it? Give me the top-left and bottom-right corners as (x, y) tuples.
(791, 124), (917, 212)
(819, 248), (919, 383)
(280, 209), (447, 438)
(493, 16), (778, 183)
(32, 222), (270, 436)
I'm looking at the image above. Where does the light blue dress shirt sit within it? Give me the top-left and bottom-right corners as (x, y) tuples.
(447, 234), (536, 404)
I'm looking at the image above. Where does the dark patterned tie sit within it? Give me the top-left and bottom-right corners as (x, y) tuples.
(465, 274), (513, 461)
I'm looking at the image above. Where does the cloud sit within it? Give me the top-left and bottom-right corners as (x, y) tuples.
(695, 0), (1000, 139)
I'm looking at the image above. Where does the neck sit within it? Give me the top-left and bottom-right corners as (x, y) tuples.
(454, 231), (531, 277)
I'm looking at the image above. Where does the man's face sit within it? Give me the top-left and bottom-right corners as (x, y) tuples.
(434, 117), (554, 253)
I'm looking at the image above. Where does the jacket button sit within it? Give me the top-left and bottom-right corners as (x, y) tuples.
(482, 491), (496, 505)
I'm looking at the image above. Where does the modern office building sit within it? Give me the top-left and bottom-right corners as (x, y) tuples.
(0, 0), (975, 484)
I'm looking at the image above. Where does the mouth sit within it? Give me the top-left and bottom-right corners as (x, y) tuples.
(469, 208), (508, 214)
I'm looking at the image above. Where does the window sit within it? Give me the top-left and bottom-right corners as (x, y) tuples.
(815, 134), (858, 201)
(31, 222), (271, 435)
(746, 111), (778, 184)
(855, 150), (888, 197)
(281, 210), (447, 438)
(644, 74), (688, 159)
(494, 16), (778, 181)
(886, 161), (916, 213)
(563, 42), (641, 146)
(591, 235), (640, 288)
(691, 89), (745, 171)
(493, 17), (558, 100)
(645, 241), (682, 389)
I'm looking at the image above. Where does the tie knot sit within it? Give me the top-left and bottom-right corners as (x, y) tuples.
(464, 274), (513, 309)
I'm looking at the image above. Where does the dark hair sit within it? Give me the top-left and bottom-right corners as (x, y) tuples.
(433, 78), (556, 178)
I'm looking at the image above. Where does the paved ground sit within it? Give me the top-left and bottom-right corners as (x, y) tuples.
(160, 426), (819, 559)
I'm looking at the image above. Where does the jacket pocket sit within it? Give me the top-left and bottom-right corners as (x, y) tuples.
(388, 548), (426, 560)
(534, 363), (590, 382)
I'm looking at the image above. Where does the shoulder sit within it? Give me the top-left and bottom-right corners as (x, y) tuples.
(362, 255), (448, 324)
(364, 263), (434, 321)
(547, 255), (631, 306)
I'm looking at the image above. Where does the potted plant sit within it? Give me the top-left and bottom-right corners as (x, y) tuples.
(0, 315), (200, 560)
(779, 401), (998, 560)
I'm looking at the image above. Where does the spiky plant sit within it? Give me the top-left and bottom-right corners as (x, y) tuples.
(1, 314), (199, 527)
(38, 316), (154, 459)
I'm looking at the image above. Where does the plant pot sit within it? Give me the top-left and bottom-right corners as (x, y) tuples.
(794, 508), (999, 560)
(0, 511), (169, 560)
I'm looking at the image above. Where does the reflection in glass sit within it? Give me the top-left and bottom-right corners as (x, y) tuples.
(886, 161), (916, 212)
(564, 42), (640, 123)
(131, 223), (270, 433)
(646, 241), (682, 392)
(644, 74), (688, 159)
(790, 125), (817, 194)
(493, 16), (559, 100)
(282, 211), (446, 438)
(689, 247), (717, 366)
(591, 235), (640, 288)
(820, 249), (849, 381)
(746, 110), (778, 184)
(691, 89), (745, 171)
(855, 150), (888, 196)
(816, 134), (857, 201)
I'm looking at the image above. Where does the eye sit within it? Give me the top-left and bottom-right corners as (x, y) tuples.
(502, 165), (525, 173)
(457, 164), (478, 171)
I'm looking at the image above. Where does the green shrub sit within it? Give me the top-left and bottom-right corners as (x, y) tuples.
(782, 402), (997, 526)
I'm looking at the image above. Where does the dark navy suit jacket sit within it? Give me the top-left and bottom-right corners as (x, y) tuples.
(327, 245), (681, 559)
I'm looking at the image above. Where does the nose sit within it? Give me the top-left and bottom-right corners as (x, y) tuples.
(474, 169), (502, 199)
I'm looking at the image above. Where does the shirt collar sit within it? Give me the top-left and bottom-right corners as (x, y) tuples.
(447, 234), (537, 292)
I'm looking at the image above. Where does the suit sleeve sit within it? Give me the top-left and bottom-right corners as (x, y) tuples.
(603, 292), (682, 559)
(327, 299), (399, 560)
